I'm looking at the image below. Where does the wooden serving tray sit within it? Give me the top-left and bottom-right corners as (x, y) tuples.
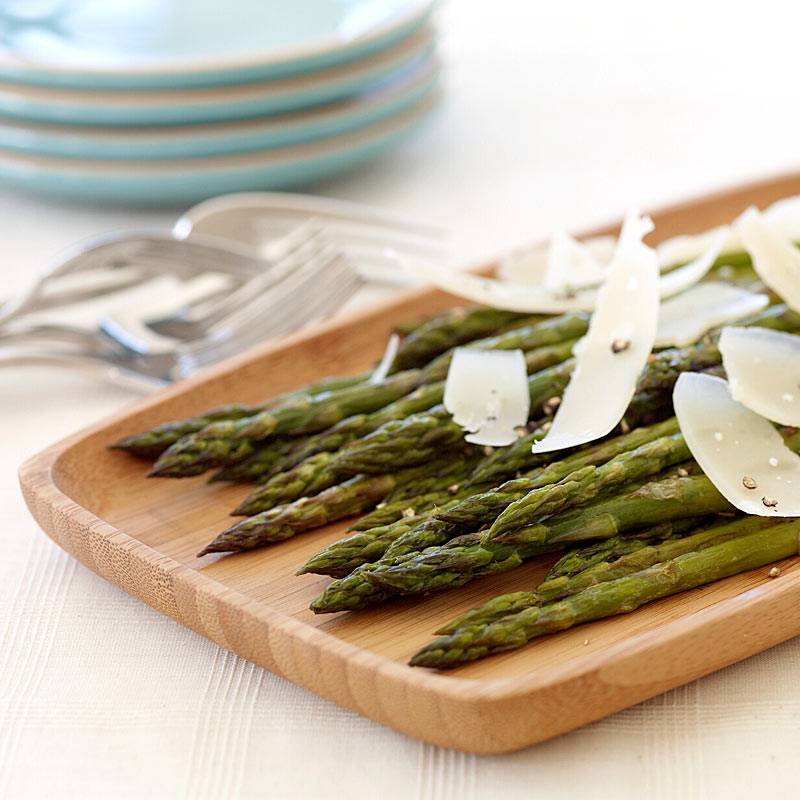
(20, 173), (800, 753)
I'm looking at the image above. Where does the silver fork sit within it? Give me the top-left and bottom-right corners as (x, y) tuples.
(0, 234), (362, 390)
(0, 232), (271, 329)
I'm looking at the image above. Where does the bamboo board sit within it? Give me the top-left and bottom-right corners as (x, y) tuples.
(19, 172), (800, 753)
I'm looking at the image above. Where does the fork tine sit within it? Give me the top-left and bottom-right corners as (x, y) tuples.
(179, 254), (360, 372)
(177, 226), (328, 331)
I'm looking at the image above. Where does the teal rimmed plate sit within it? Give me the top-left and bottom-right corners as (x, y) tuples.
(0, 57), (438, 159)
(0, 28), (434, 126)
(0, 0), (436, 89)
(0, 93), (437, 204)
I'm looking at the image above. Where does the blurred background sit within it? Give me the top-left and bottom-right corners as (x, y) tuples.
(4, 0), (799, 279)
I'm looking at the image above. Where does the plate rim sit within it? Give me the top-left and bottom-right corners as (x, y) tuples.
(0, 1), (436, 86)
(0, 58), (439, 159)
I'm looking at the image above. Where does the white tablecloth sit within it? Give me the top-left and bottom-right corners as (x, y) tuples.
(3, 1), (800, 797)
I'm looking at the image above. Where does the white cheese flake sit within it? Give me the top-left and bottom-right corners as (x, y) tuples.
(719, 326), (800, 426)
(498, 235), (616, 285)
(533, 210), (660, 454)
(673, 372), (800, 516)
(399, 262), (598, 313)
(655, 283), (768, 348)
(443, 348), (530, 447)
(543, 231), (608, 295)
(737, 206), (800, 312)
(658, 227), (730, 299)
(369, 333), (400, 384)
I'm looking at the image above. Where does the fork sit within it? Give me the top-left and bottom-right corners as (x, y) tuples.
(0, 234), (363, 390)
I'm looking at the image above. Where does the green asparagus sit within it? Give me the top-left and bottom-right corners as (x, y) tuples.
(364, 474), (734, 598)
(418, 312), (589, 383)
(150, 368), (424, 477)
(391, 308), (537, 371)
(209, 438), (300, 483)
(111, 373), (368, 459)
(434, 516), (740, 634)
(199, 473), (398, 556)
(232, 451), (338, 515)
(301, 419), (683, 579)
(284, 338), (577, 471)
(410, 518), (800, 668)
(202, 455), (475, 555)
(486, 432), (691, 540)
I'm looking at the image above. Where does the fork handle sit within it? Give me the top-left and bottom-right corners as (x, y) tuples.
(0, 347), (167, 393)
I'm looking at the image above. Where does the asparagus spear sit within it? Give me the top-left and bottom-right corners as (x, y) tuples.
(199, 474), (397, 556)
(235, 312), (588, 439)
(112, 405), (263, 460)
(201, 456), (474, 555)
(298, 517), (424, 578)
(351, 491), (453, 531)
(410, 518), (800, 668)
(327, 351), (587, 477)
(150, 369), (424, 477)
(434, 516), (734, 634)
(391, 308), (537, 371)
(232, 451), (338, 515)
(328, 408), (466, 476)
(150, 314), (588, 478)
(111, 373), (368, 459)
(310, 563), (397, 612)
(441, 419), (681, 527)
(285, 339), (577, 469)
(308, 531), (531, 613)
(300, 418), (681, 578)
(545, 524), (688, 579)
(418, 312), (590, 383)
(209, 438), (300, 483)
(364, 474), (734, 597)
(485, 432), (691, 540)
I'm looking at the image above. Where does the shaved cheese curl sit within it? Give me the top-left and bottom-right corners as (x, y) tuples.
(533, 210), (659, 453)
(673, 372), (800, 516)
(443, 348), (530, 447)
(737, 206), (800, 312)
(720, 326), (800, 426)
(655, 283), (768, 348)
(544, 231), (607, 295)
(658, 227), (729, 299)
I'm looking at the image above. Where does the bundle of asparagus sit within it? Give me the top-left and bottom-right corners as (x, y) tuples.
(111, 250), (800, 674)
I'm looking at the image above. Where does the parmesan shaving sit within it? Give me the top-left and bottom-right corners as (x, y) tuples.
(673, 372), (800, 516)
(763, 194), (800, 241)
(543, 231), (609, 295)
(719, 326), (800, 426)
(658, 227), (730, 298)
(533, 210), (660, 453)
(443, 348), (530, 447)
(370, 333), (400, 384)
(400, 262), (597, 313)
(655, 226), (736, 271)
(498, 235), (615, 285)
(655, 283), (768, 348)
(737, 206), (800, 312)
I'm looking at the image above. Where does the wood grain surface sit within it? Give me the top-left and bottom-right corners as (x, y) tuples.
(19, 172), (800, 753)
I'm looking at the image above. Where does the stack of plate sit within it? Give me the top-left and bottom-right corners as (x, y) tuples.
(0, 0), (438, 204)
